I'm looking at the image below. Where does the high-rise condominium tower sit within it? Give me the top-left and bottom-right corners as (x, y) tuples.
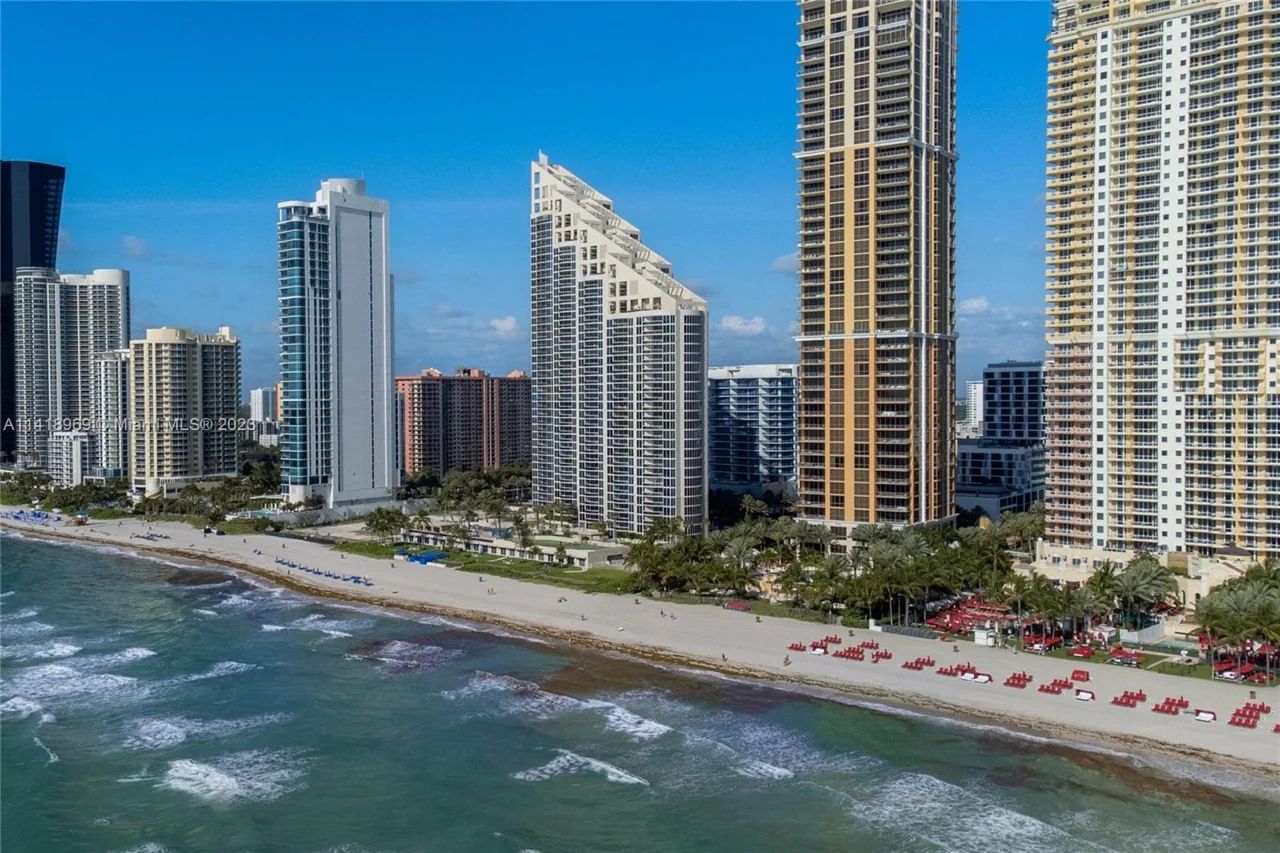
(129, 326), (240, 497)
(92, 348), (131, 480)
(249, 386), (277, 424)
(530, 156), (709, 536)
(795, 0), (957, 532)
(278, 179), (397, 510)
(396, 368), (531, 478)
(1043, 0), (1279, 560)
(708, 364), (799, 490)
(1, 161), (66, 463)
(13, 267), (129, 471)
(982, 361), (1043, 446)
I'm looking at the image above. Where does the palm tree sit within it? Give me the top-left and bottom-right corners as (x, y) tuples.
(724, 537), (757, 582)
(898, 529), (928, 564)
(1064, 586), (1102, 642)
(896, 570), (924, 626)
(867, 540), (903, 574)
(790, 520), (816, 562)
(815, 525), (839, 556)
(1115, 559), (1177, 627)
(1085, 561), (1121, 623)
(1003, 574), (1032, 649)
(740, 494), (768, 519)
(776, 562), (806, 605)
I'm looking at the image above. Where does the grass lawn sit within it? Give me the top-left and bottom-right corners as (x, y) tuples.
(443, 552), (632, 594)
(216, 517), (271, 535)
(1149, 659), (1278, 688)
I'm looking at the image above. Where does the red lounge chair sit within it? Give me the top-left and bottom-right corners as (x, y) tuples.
(1071, 669), (1089, 682)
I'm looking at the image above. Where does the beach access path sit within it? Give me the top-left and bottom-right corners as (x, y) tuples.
(3, 510), (1277, 777)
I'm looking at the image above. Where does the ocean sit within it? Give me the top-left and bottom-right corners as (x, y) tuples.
(2, 534), (1277, 852)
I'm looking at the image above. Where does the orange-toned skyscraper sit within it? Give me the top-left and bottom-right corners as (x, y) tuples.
(795, 0), (957, 534)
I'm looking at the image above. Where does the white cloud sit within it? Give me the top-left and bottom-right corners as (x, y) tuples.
(488, 315), (519, 337)
(718, 314), (767, 336)
(957, 296), (990, 315)
(122, 235), (149, 258)
(770, 252), (799, 275)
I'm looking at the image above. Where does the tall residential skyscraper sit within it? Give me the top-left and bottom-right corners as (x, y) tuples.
(396, 367), (531, 477)
(1, 161), (66, 463)
(982, 361), (1043, 446)
(13, 267), (129, 470)
(961, 379), (984, 437)
(530, 156), (709, 535)
(708, 364), (799, 491)
(249, 385), (277, 423)
(92, 348), (131, 480)
(278, 179), (397, 510)
(129, 326), (240, 497)
(1043, 0), (1279, 560)
(795, 0), (957, 532)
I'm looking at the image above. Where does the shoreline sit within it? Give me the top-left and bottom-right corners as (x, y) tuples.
(4, 516), (1278, 785)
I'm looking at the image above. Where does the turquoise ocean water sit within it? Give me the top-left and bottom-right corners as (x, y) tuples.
(2, 534), (1278, 852)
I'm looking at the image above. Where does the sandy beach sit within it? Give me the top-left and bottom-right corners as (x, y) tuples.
(4, 510), (1277, 780)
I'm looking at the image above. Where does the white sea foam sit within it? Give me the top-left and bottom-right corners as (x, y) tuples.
(734, 759), (794, 780)
(167, 661), (258, 684)
(32, 735), (59, 764)
(76, 647), (157, 670)
(261, 624), (287, 632)
(2, 663), (142, 703)
(6, 606), (39, 619)
(851, 772), (1107, 853)
(113, 844), (170, 853)
(0, 696), (47, 719)
(1, 620), (56, 639)
(445, 673), (676, 745)
(350, 639), (464, 671)
(602, 706), (672, 742)
(157, 748), (310, 804)
(512, 750), (648, 786)
(287, 613), (372, 639)
(0, 590), (14, 598)
(1, 640), (83, 661)
(123, 712), (294, 750)
(192, 608), (218, 617)
(213, 593), (257, 611)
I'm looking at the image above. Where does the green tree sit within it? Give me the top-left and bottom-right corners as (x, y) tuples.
(363, 507), (408, 543)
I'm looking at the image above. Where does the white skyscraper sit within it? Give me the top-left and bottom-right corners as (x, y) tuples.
(278, 179), (397, 510)
(249, 386), (277, 423)
(962, 380), (984, 437)
(13, 267), (129, 472)
(91, 348), (131, 480)
(530, 156), (708, 535)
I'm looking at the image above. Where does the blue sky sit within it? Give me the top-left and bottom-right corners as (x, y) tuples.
(1, 1), (1052, 391)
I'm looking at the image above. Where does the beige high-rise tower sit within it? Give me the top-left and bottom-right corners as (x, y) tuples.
(1043, 0), (1279, 562)
(795, 0), (957, 532)
(129, 326), (240, 498)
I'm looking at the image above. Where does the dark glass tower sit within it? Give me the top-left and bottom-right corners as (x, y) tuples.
(1, 161), (66, 462)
